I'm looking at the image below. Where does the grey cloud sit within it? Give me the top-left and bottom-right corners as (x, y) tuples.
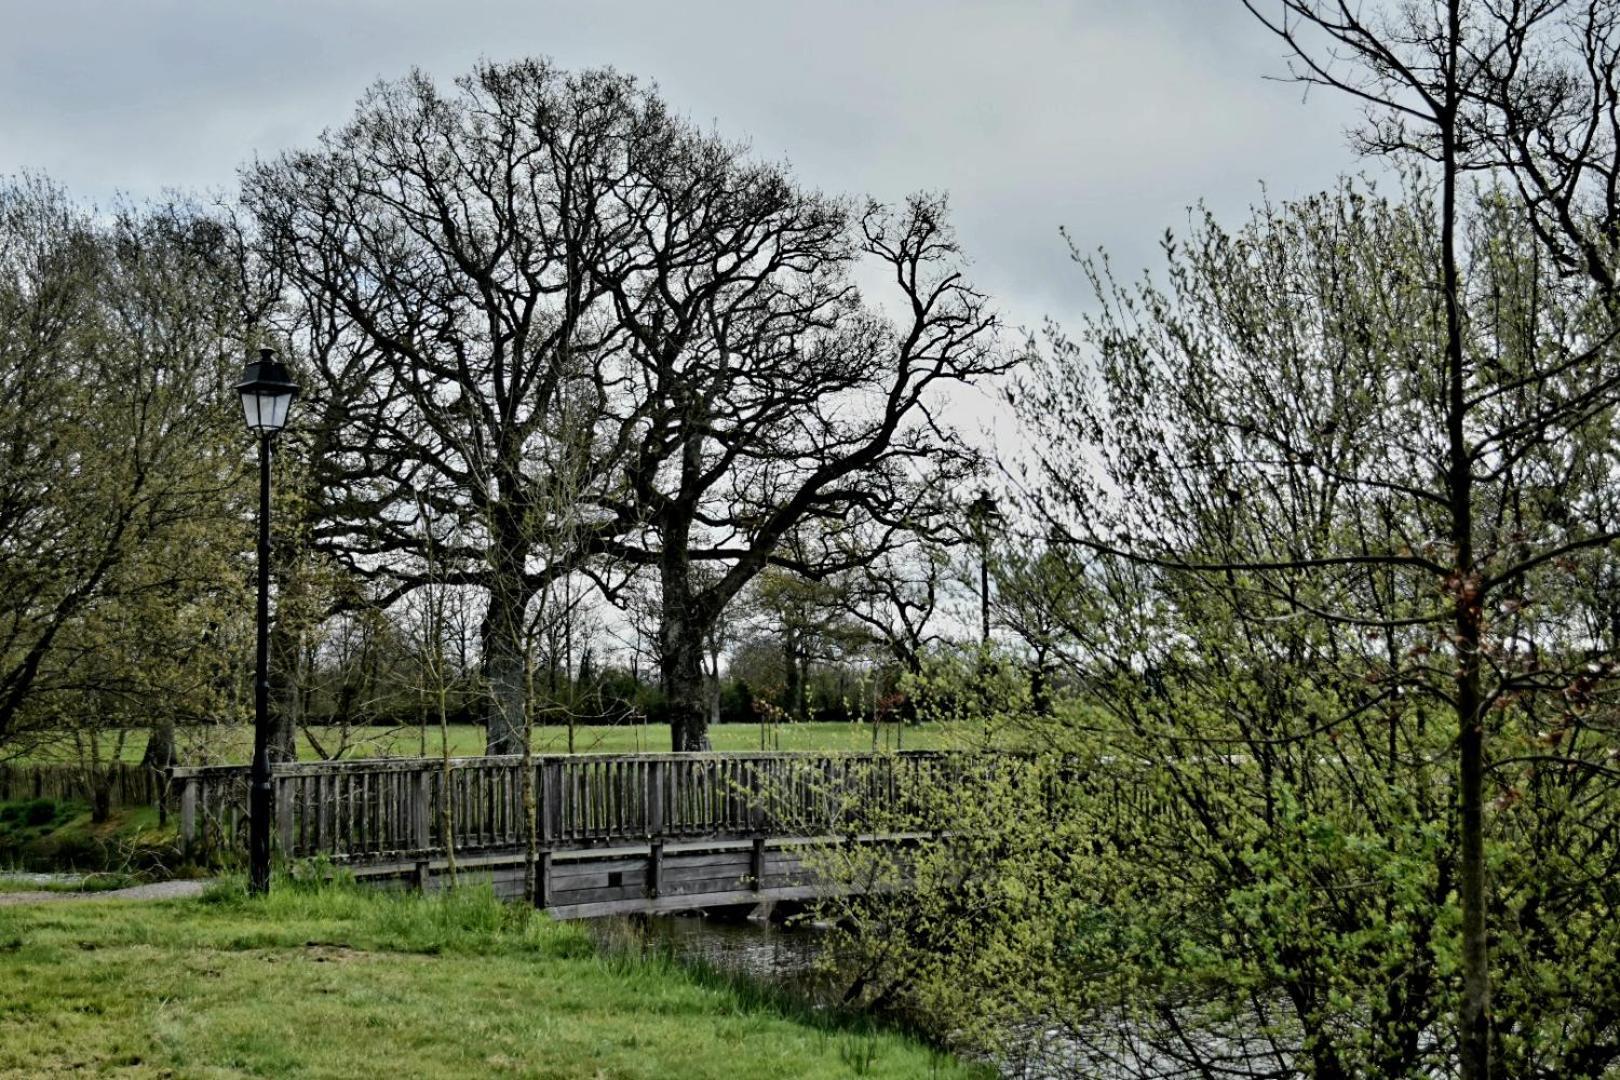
(0, 0), (1368, 334)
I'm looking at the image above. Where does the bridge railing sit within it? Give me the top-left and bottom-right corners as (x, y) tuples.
(168, 751), (957, 863)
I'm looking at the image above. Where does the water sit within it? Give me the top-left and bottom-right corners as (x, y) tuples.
(586, 908), (846, 1005)
(0, 871), (85, 888)
(585, 910), (1071, 1077)
(581, 911), (1241, 1080)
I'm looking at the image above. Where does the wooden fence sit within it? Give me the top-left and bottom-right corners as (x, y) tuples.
(168, 752), (957, 863)
(0, 762), (167, 809)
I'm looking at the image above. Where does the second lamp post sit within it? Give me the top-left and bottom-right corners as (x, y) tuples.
(237, 348), (299, 896)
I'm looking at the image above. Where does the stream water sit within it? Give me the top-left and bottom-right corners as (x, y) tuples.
(582, 910), (1087, 1079)
(577, 911), (1273, 1079)
(0, 871), (86, 888)
(584, 909), (842, 1002)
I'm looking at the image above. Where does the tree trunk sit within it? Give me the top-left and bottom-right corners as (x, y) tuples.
(793, 654), (808, 722)
(661, 621), (708, 751)
(1031, 647), (1052, 717)
(481, 577), (530, 755)
(141, 719), (176, 770)
(142, 719), (176, 826)
(659, 544), (710, 751)
(482, 490), (535, 756)
(660, 634), (707, 750)
(1436, 25), (1492, 1073)
(438, 682), (456, 883)
(522, 643), (538, 904)
(266, 609), (300, 762)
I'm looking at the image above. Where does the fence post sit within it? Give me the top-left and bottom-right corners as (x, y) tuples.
(412, 769), (431, 852)
(537, 849), (553, 909)
(178, 774), (198, 860)
(534, 760), (560, 910)
(276, 774), (294, 859)
(646, 760), (664, 839)
(542, 760), (563, 844)
(749, 760), (768, 834)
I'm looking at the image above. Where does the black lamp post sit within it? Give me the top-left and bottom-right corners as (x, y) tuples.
(968, 490), (1001, 647)
(237, 348), (299, 896)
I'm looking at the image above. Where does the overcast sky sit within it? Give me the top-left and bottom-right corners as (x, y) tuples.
(1, 1), (1371, 322)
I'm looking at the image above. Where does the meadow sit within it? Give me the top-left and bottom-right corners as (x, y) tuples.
(17, 720), (1002, 765)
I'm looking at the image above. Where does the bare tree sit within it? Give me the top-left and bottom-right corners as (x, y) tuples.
(593, 186), (1007, 748)
(244, 60), (646, 753)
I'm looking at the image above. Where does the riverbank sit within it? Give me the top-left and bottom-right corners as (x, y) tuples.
(0, 798), (181, 876)
(0, 878), (982, 1078)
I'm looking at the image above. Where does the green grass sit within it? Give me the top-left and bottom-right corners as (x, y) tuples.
(0, 878), (980, 1079)
(18, 720), (997, 765)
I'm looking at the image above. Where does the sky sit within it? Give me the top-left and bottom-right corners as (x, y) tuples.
(0, 0), (1381, 654)
(0, 0), (1375, 475)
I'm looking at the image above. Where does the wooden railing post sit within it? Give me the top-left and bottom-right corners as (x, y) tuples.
(646, 760), (665, 839)
(542, 760), (561, 845)
(537, 849), (553, 908)
(748, 759), (767, 833)
(412, 769), (431, 852)
(276, 774), (294, 859)
(178, 773), (198, 860)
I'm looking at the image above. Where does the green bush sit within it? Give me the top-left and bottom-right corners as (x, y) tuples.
(0, 798), (70, 835)
(22, 799), (57, 828)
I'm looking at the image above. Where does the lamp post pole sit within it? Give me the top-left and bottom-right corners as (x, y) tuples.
(237, 347), (298, 898)
(980, 536), (990, 646)
(250, 431), (273, 895)
(969, 490), (1000, 648)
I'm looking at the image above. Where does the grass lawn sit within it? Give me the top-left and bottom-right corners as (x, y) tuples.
(18, 720), (1005, 765)
(0, 879), (980, 1079)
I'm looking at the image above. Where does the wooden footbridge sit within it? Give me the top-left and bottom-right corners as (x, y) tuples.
(169, 752), (955, 919)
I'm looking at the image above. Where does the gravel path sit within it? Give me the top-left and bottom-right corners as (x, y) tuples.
(0, 880), (211, 906)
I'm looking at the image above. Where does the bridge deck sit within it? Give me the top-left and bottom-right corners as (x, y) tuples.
(345, 833), (916, 919)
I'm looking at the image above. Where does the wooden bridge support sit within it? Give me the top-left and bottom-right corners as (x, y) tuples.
(331, 833), (913, 919)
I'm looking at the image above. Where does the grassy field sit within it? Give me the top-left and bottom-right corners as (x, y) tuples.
(18, 720), (1000, 765)
(0, 879), (979, 1079)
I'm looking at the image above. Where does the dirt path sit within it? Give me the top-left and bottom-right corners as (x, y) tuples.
(0, 880), (211, 906)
